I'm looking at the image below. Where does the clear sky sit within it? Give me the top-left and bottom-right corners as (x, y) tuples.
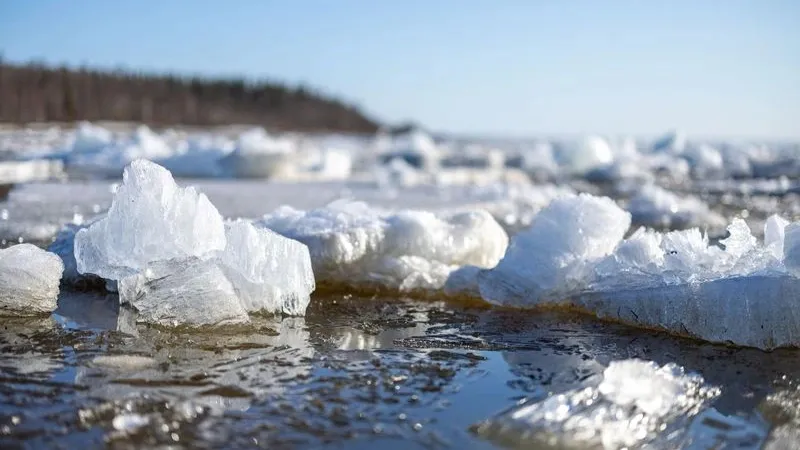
(2, 0), (798, 139)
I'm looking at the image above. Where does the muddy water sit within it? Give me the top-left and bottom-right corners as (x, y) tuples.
(2, 291), (799, 449)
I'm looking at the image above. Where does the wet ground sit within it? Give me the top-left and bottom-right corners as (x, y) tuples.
(3, 290), (800, 449)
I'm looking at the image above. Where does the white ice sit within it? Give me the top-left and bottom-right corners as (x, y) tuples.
(259, 199), (508, 293)
(74, 159), (226, 281)
(474, 359), (763, 450)
(73, 159), (315, 325)
(478, 193), (631, 306)
(473, 190), (800, 348)
(0, 244), (64, 316)
(626, 183), (725, 229)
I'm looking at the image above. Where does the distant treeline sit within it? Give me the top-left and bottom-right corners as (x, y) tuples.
(0, 61), (381, 133)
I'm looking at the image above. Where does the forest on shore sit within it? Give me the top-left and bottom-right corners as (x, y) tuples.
(0, 61), (381, 133)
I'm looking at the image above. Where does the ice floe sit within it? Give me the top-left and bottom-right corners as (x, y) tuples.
(472, 191), (800, 349)
(0, 244), (63, 316)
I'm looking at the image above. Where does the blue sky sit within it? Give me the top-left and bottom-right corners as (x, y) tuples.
(2, 1), (798, 139)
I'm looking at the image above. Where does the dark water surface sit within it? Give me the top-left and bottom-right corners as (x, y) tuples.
(2, 291), (800, 449)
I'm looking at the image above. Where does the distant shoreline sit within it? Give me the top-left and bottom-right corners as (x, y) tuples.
(0, 62), (381, 134)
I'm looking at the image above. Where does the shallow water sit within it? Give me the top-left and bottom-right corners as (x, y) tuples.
(3, 173), (800, 448)
(2, 290), (800, 449)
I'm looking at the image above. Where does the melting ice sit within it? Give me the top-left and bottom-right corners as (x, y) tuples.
(474, 359), (764, 449)
(70, 160), (315, 326)
(0, 244), (63, 316)
(474, 193), (800, 349)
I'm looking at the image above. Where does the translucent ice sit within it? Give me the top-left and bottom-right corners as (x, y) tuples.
(765, 214), (790, 259)
(0, 244), (64, 316)
(478, 194), (631, 306)
(74, 159), (226, 281)
(580, 218), (800, 348)
(473, 359), (745, 450)
(219, 220), (314, 316)
(73, 160), (316, 324)
(784, 222), (800, 277)
(468, 190), (800, 348)
(48, 221), (105, 287)
(118, 258), (250, 327)
(259, 200), (508, 293)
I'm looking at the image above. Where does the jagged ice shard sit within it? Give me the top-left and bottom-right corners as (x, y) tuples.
(0, 244), (64, 316)
(474, 359), (764, 449)
(73, 159), (315, 326)
(476, 191), (800, 349)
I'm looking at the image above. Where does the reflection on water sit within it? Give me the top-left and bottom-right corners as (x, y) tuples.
(1, 291), (800, 449)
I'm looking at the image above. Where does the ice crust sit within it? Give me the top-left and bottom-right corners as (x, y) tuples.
(73, 160), (315, 325)
(0, 244), (64, 316)
(259, 199), (508, 292)
(475, 190), (800, 348)
(474, 359), (763, 449)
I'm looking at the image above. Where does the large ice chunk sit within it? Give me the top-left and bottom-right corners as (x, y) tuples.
(470, 191), (800, 348)
(478, 194), (631, 306)
(74, 159), (226, 281)
(576, 218), (800, 348)
(0, 244), (64, 316)
(259, 200), (508, 293)
(474, 359), (762, 449)
(73, 160), (316, 325)
(219, 220), (314, 316)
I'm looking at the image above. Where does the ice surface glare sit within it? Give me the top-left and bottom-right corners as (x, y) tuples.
(478, 194), (631, 306)
(475, 359), (718, 450)
(219, 220), (314, 315)
(0, 244), (64, 316)
(764, 214), (789, 259)
(259, 200), (508, 292)
(597, 360), (692, 417)
(784, 223), (800, 277)
(74, 159), (226, 280)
